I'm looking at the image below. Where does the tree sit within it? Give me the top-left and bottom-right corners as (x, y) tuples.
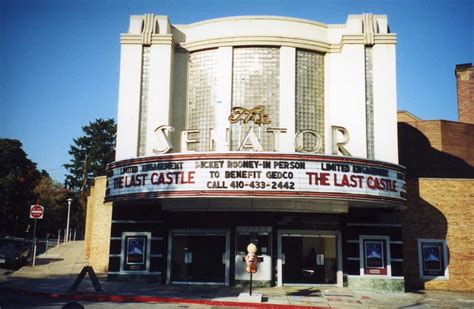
(64, 118), (116, 192)
(33, 173), (70, 237)
(63, 118), (116, 231)
(0, 139), (41, 236)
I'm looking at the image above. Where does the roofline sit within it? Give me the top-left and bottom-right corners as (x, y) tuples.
(174, 15), (342, 29)
(397, 110), (422, 121)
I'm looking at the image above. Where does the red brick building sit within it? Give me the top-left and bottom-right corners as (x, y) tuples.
(456, 63), (474, 125)
(398, 63), (474, 292)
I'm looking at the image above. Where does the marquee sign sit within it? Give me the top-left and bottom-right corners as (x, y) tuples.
(106, 153), (406, 204)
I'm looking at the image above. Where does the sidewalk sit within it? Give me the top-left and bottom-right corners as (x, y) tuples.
(2, 241), (474, 308)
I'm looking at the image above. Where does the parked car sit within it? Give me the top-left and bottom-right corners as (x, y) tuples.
(0, 238), (30, 269)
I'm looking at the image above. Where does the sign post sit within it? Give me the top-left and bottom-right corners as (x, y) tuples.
(30, 204), (44, 266)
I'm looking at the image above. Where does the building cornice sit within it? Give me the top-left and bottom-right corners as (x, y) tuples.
(120, 14), (396, 53)
(178, 34), (396, 53)
(120, 34), (175, 49)
(120, 33), (396, 53)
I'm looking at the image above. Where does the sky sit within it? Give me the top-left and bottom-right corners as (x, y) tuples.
(0, 0), (473, 182)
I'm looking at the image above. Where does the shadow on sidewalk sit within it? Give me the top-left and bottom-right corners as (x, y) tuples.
(287, 288), (321, 296)
(34, 258), (64, 266)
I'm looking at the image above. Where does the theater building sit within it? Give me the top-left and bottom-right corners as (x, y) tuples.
(101, 13), (407, 290)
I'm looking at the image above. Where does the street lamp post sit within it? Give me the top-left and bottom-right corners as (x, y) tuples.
(65, 198), (72, 243)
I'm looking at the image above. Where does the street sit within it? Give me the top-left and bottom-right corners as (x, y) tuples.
(0, 286), (210, 308)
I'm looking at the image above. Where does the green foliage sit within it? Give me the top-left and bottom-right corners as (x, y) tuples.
(0, 139), (41, 236)
(64, 118), (116, 193)
(63, 118), (116, 235)
(33, 175), (71, 236)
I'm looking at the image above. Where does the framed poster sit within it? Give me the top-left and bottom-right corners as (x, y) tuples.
(420, 241), (446, 277)
(365, 241), (384, 268)
(362, 239), (388, 275)
(126, 237), (146, 264)
(121, 233), (150, 272)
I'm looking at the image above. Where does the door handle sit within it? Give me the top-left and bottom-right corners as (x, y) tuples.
(185, 252), (193, 264)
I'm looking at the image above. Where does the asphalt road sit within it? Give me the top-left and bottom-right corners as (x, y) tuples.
(0, 267), (13, 281)
(0, 288), (210, 308)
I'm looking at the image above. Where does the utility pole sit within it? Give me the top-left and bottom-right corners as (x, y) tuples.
(79, 153), (89, 207)
(65, 198), (72, 243)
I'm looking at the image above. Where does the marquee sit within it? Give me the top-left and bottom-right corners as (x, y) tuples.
(106, 153), (406, 204)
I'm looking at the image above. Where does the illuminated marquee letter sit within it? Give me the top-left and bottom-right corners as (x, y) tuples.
(209, 128), (230, 151)
(331, 126), (351, 156)
(295, 129), (323, 153)
(181, 130), (199, 152)
(266, 128), (287, 152)
(239, 127), (263, 152)
(153, 125), (174, 154)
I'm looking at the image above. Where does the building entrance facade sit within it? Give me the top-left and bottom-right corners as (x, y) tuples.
(278, 230), (343, 286)
(167, 229), (230, 285)
(164, 227), (343, 287)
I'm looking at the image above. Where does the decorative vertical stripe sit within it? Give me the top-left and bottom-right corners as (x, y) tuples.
(137, 47), (150, 157)
(141, 14), (155, 45)
(295, 49), (325, 152)
(187, 49), (218, 151)
(231, 47), (280, 151)
(365, 47), (375, 159)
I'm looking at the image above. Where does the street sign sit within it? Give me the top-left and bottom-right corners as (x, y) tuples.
(30, 204), (44, 219)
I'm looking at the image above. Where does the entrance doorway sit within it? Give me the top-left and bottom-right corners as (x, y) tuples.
(235, 226), (272, 283)
(278, 230), (342, 286)
(167, 229), (230, 285)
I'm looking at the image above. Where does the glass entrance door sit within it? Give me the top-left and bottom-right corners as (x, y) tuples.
(281, 234), (337, 284)
(169, 231), (228, 284)
(235, 227), (272, 282)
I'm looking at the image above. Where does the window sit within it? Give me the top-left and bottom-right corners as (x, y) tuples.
(417, 239), (448, 279)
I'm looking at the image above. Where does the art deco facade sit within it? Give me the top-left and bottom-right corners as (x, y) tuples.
(98, 13), (407, 290)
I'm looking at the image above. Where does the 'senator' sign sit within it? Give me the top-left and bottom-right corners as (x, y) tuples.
(30, 204), (44, 219)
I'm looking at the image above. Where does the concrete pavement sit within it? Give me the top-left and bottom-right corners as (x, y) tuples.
(1, 241), (474, 308)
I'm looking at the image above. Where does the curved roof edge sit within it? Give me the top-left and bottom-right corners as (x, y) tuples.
(174, 15), (342, 29)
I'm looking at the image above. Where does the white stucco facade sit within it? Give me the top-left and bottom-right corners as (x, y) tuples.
(115, 13), (398, 163)
(107, 14), (407, 288)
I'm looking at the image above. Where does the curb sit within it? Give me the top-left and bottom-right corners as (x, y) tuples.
(8, 287), (328, 308)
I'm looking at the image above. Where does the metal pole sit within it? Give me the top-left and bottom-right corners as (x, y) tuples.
(45, 238), (49, 256)
(65, 198), (72, 243)
(249, 271), (253, 296)
(32, 219), (37, 266)
(57, 229), (60, 247)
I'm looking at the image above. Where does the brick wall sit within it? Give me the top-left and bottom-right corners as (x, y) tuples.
(84, 176), (112, 273)
(397, 111), (421, 123)
(456, 64), (474, 124)
(440, 121), (474, 166)
(401, 178), (474, 292)
(398, 119), (474, 178)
